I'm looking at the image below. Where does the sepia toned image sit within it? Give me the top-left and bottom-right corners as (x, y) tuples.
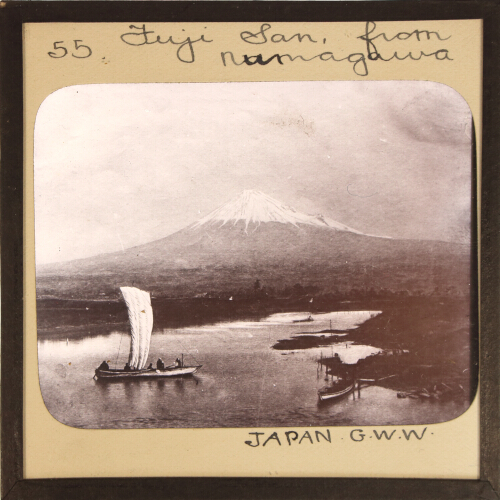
(34, 80), (476, 430)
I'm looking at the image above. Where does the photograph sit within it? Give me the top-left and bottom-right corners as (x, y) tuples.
(34, 80), (476, 429)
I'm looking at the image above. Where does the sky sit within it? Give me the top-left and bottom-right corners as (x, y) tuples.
(34, 81), (473, 265)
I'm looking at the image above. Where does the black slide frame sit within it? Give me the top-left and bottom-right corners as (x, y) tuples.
(1, 2), (499, 499)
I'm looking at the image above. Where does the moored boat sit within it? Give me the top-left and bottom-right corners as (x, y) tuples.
(94, 287), (202, 381)
(318, 379), (354, 401)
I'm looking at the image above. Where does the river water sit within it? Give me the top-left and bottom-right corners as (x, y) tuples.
(38, 310), (469, 429)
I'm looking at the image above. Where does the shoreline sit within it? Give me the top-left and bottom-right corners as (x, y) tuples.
(37, 293), (476, 411)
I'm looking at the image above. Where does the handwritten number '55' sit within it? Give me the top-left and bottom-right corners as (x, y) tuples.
(48, 40), (92, 59)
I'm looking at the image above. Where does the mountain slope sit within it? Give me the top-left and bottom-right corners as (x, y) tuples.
(37, 190), (470, 298)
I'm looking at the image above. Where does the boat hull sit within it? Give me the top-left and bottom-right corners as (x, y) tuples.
(318, 382), (354, 401)
(94, 365), (202, 380)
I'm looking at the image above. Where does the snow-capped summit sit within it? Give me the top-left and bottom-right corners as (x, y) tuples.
(191, 189), (364, 234)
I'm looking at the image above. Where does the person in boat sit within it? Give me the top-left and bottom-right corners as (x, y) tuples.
(147, 363), (153, 370)
(124, 362), (132, 372)
(175, 357), (182, 368)
(157, 358), (165, 370)
(98, 360), (109, 371)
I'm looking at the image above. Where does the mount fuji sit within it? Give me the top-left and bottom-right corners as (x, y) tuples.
(191, 190), (368, 235)
(37, 190), (469, 298)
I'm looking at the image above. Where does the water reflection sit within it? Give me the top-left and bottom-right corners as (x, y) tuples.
(38, 309), (467, 429)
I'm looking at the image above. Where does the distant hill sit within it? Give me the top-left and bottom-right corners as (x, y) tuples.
(37, 190), (470, 299)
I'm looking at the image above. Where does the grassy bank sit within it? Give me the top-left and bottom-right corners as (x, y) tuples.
(285, 295), (477, 404)
(36, 293), (392, 335)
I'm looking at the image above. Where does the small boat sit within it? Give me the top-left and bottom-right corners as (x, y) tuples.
(318, 379), (354, 401)
(293, 314), (314, 323)
(94, 287), (202, 380)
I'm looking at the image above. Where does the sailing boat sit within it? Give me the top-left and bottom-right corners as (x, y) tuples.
(94, 286), (202, 380)
(292, 299), (315, 323)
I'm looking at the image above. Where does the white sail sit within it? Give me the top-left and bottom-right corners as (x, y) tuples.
(120, 286), (153, 370)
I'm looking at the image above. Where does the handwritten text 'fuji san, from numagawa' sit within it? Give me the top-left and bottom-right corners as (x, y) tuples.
(118, 21), (452, 76)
